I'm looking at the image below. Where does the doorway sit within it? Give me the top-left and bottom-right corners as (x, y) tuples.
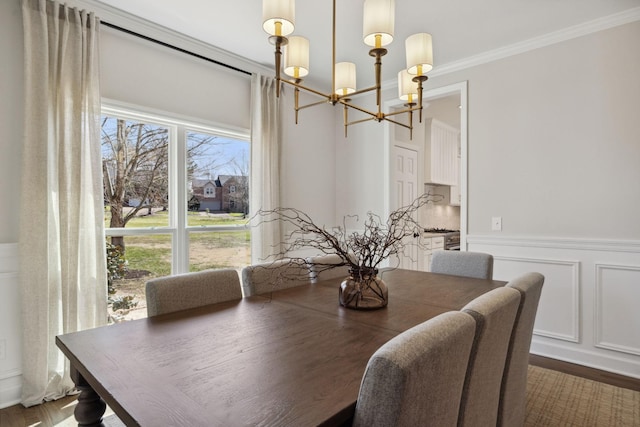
(384, 81), (468, 250)
(390, 144), (419, 270)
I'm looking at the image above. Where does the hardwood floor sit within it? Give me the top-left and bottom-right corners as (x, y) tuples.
(529, 354), (640, 392)
(0, 395), (120, 427)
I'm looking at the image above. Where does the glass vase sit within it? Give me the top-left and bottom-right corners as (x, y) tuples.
(339, 267), (388, 310)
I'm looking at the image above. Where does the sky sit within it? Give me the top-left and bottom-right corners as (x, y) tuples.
(101, 116), (250, 179)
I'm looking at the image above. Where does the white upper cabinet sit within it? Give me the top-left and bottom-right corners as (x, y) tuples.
(424, 118), (460, 186)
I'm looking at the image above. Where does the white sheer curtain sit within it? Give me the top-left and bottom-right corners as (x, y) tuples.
(20, 0), (107, 407)
(250, 74), (283, 262)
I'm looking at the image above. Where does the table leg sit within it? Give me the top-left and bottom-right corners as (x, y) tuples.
(70, 365), (107, 427)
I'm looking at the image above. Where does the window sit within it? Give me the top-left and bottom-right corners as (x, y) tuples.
(230, 185), (236, 193)
(102, 104), (250, 321)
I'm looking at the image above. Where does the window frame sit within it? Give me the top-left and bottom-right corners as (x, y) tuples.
(101, 100), (251, 275)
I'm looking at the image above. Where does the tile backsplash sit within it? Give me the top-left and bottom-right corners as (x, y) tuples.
(422, 185), (461, 230)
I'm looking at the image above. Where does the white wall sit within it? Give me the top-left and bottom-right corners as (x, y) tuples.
(432, 21), (640, 240)
(100, 27), (251, 129)
(0, 0), (24, 244)
(280, 89), (337, 226)
(338, 21), (640, 377)
(0, 0), (24, 409)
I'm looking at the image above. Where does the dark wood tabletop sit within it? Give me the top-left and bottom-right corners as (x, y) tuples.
(56, 268), (505, 427)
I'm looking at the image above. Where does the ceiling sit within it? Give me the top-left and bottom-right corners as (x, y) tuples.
(95, 0), (639, 89)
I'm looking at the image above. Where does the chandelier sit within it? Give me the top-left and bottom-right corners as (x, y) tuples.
(262, 0), (433, 138)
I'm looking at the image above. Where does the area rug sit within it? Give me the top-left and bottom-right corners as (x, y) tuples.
(526, 365), (640, 426)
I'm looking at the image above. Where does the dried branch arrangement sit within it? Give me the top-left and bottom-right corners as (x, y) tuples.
(252, 192), (444, 280)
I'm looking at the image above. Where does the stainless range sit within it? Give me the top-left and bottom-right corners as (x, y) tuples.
(424, 228), (460, 250)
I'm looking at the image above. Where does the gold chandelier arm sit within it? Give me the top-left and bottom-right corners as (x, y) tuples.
(281, 79), (332, 100)
(332, 0), (336, 95)
(383, 116), (412, 129)
(294, 87), (299, 124)
(339, 99), (379, 120)
(346, 116), (377, 127)
(270, 35), (287, 98)
(297, 99), (330, 111)
(385, 104), (420, 118)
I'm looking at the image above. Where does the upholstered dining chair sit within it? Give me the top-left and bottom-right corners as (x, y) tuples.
(430, 250), (494, 280)
(352, 311), (477, 427)
(241, 258), (312, 297)
(145, 268), (242, 317)
(497, 272), (545, 427)
(458, 287), (521, 427)
(306, 254), (350, 283)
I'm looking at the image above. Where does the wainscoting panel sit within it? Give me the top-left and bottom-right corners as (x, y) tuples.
(0, 243), (21, 409)
(595, 263), (640, 356)
(494, 256), (580, 342)
(468, 235), (640, 379)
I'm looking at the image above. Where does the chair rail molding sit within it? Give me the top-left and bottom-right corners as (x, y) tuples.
(467, 234), (640, 253)
(467, 234), (640, 380)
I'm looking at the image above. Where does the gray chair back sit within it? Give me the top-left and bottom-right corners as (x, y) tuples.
(430, 251), (494, 280)
(497, 272), (545, 427)
(241, 258), (312, 297)
(306, 254), (350, 283)
(145, 268), (242, 317)
(352, 311), (476, 427)
(458, 287), (521, 427)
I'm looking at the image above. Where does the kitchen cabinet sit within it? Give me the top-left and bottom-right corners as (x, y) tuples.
(421, 236), (445, 272)
(424, 118), (459, 186)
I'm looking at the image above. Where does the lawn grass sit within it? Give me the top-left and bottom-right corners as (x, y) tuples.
(106, 210), (250, 282)
(104, 209), (249, 228)
(124, 243), (172, 276)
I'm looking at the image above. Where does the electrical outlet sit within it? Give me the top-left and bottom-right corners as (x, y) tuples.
(492, 217), (502, 231)
(0, 339), (6, 360)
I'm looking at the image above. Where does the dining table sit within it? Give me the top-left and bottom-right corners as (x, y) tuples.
(56, 268), (506, 427)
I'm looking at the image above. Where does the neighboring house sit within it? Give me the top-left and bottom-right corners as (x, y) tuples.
(189, 175), (248, 213)
(190, 177), (222, 211)
(216, 175), (249, 214)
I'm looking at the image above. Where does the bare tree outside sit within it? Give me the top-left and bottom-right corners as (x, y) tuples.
(102, 118), (168, 247)
(228, 154), (250, 215)
(101, 118), (230, 247)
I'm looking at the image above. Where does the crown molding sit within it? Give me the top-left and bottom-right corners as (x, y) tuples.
(430, 7), (640, 78)
(381, 6), (640, 91)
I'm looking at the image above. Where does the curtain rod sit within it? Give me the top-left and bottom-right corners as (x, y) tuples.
(101, 21), (252, 76)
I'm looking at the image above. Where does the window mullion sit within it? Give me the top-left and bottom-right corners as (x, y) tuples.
(172, 125), (189, 274)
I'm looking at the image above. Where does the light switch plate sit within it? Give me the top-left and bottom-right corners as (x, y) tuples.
(492, 217), (502, 231)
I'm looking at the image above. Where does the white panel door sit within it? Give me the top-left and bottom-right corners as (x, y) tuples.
(391, 145), (419, 270)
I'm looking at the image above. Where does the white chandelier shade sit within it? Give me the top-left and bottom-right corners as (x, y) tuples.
(398, 69), (419, 102)
(406, 32), (433, 75)
(284, 36), (309, 78)
(262, 0), (295, 37)
(363, 0), (395, 47)
(335, 62), (357, 95)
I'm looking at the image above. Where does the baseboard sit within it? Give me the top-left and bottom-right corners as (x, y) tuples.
(0, 374), (22, 409)
(529, 354), (640, 392)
